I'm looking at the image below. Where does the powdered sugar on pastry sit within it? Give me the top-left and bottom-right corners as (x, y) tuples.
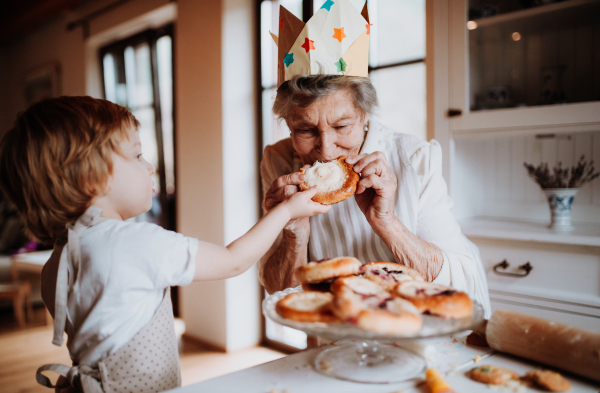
(303, 160), (347, 193)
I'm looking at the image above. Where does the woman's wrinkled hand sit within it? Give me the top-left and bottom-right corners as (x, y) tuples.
(346, 152), (398, 229)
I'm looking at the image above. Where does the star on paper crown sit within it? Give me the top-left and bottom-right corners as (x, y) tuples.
(271, 0), (371, 87)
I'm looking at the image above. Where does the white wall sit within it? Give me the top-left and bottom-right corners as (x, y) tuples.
(222, 0), (260, 350)
(0, 0), (260, 351)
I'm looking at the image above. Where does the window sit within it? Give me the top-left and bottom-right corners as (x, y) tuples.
(100, 25), (176, 231)
(259, 1), (426, 350)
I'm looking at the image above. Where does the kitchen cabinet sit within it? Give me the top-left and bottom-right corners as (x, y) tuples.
(427, 0), (600, 330)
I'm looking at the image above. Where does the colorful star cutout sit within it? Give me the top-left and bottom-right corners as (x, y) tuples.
(320, 0), (335, 11)
(366, 23), (373, 35)
(283, 52), (294, 67)
(335, 57), (347, 72)
(333, 27), (347, 43)
(301, 38), (315, 53)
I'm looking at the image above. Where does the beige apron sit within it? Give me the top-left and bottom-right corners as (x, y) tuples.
(36, 206), (182, 393)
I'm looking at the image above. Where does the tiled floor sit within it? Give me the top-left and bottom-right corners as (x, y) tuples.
(0, 306), (285, 393)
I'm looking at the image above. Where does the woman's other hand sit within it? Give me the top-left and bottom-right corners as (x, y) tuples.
(346, 152), (398, 230)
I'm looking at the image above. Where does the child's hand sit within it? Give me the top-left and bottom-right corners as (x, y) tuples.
(281, 186), (331, 219)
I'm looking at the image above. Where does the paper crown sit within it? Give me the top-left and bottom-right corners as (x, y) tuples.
(271, 0), (371, 87)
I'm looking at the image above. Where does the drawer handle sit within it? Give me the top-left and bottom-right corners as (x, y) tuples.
(493, 260), (533, 277)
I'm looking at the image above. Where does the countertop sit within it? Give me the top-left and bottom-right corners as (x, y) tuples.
(167, 333), (600, 393)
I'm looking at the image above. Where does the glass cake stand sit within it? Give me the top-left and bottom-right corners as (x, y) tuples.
(263, 286), (485, 384)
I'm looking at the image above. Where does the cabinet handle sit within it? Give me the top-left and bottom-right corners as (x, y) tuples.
(447, 108), (463, 117)
(493, 260), (533, 277)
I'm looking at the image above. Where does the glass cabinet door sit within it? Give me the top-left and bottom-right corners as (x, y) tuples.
(467, 0), (600, 112)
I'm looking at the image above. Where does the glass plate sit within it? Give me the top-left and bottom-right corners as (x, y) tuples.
(264, 286), (485, 384)
(263, 286), (485, 342)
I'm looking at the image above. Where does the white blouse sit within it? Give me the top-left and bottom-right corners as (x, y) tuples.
(259, 120), (491, 317)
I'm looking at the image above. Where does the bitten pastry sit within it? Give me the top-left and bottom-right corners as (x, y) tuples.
(469, 365), (520, 385)
(294, 256), (362, 284)
(525, 370), (571, 392)
(275, 291), (340, 323)
(299, 156), (359, 205)
(394, 281), (473, 319)
(360, 262), (424, 289)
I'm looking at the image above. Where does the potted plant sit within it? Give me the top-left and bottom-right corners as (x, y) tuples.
(524, 156), (599, 231)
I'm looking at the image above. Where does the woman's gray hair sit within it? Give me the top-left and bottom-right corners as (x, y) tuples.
(273, 75), (378, 121)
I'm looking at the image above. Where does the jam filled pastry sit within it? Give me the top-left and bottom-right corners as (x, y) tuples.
(360, 262), (424, 289)
(331, 276), (422, 335)
(394, 281), (473, 319)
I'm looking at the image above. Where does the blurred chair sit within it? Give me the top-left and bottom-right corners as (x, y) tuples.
(0, 281), (32, 327)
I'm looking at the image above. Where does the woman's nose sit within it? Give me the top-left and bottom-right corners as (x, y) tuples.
(318, 130), (336, 160)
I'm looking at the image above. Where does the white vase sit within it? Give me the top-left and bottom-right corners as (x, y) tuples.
(543, 188), (578, 231)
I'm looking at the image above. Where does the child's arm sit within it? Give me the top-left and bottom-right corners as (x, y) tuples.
(193, 186), (330, 281)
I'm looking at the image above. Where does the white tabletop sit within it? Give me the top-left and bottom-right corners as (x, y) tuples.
(166, 334), (600, 393)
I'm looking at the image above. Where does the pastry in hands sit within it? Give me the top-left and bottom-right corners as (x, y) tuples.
(469, 365), (520, 385)
(360, 262), (424, 289)
(299, 156), (359, 205)
(294, 256), (361, 285)
(275, 291), (340, 323)
(394, 281), (473, 319)
(525, 370), (571, 392)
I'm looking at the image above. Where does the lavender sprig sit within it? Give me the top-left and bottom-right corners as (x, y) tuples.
(524, 155), (599, 189)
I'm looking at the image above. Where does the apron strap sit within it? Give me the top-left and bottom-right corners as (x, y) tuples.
(52, 206), (105, 346)
(36, 363), (103, 393)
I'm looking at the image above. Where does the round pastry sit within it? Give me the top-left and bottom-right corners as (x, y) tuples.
(394, 281), (473, 319)
(355, 298), (422, 336)
(294, 256), (362, 284)
(468, 365), (520, 385)
(299, 156), (360, 205)
(525, 370), (571, 392)
(360, 262), (424, 289)
(330, 275), (390, 320)
(275, 291), (340, 323)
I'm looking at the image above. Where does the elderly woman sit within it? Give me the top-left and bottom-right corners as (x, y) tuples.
(259, 75), (491, 317)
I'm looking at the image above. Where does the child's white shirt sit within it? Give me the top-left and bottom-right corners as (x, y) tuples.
(42, 218), (199, 367)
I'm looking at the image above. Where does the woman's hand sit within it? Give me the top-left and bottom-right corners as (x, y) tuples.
(346, 152), (398, 230)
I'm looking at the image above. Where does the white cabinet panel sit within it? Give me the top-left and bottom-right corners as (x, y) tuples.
(477, 242), (600, 299)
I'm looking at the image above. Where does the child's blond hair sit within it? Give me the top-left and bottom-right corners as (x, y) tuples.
(0, 96), (139, 244)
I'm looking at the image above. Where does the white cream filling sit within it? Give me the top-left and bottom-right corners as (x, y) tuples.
(288, 292), (332, 311)
(304, 160), (347, 193)
(386, 298), (420, 316)
(345, 276), (387, 295)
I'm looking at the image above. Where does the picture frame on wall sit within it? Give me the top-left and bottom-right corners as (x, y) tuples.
(24, 63), (61, 106)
